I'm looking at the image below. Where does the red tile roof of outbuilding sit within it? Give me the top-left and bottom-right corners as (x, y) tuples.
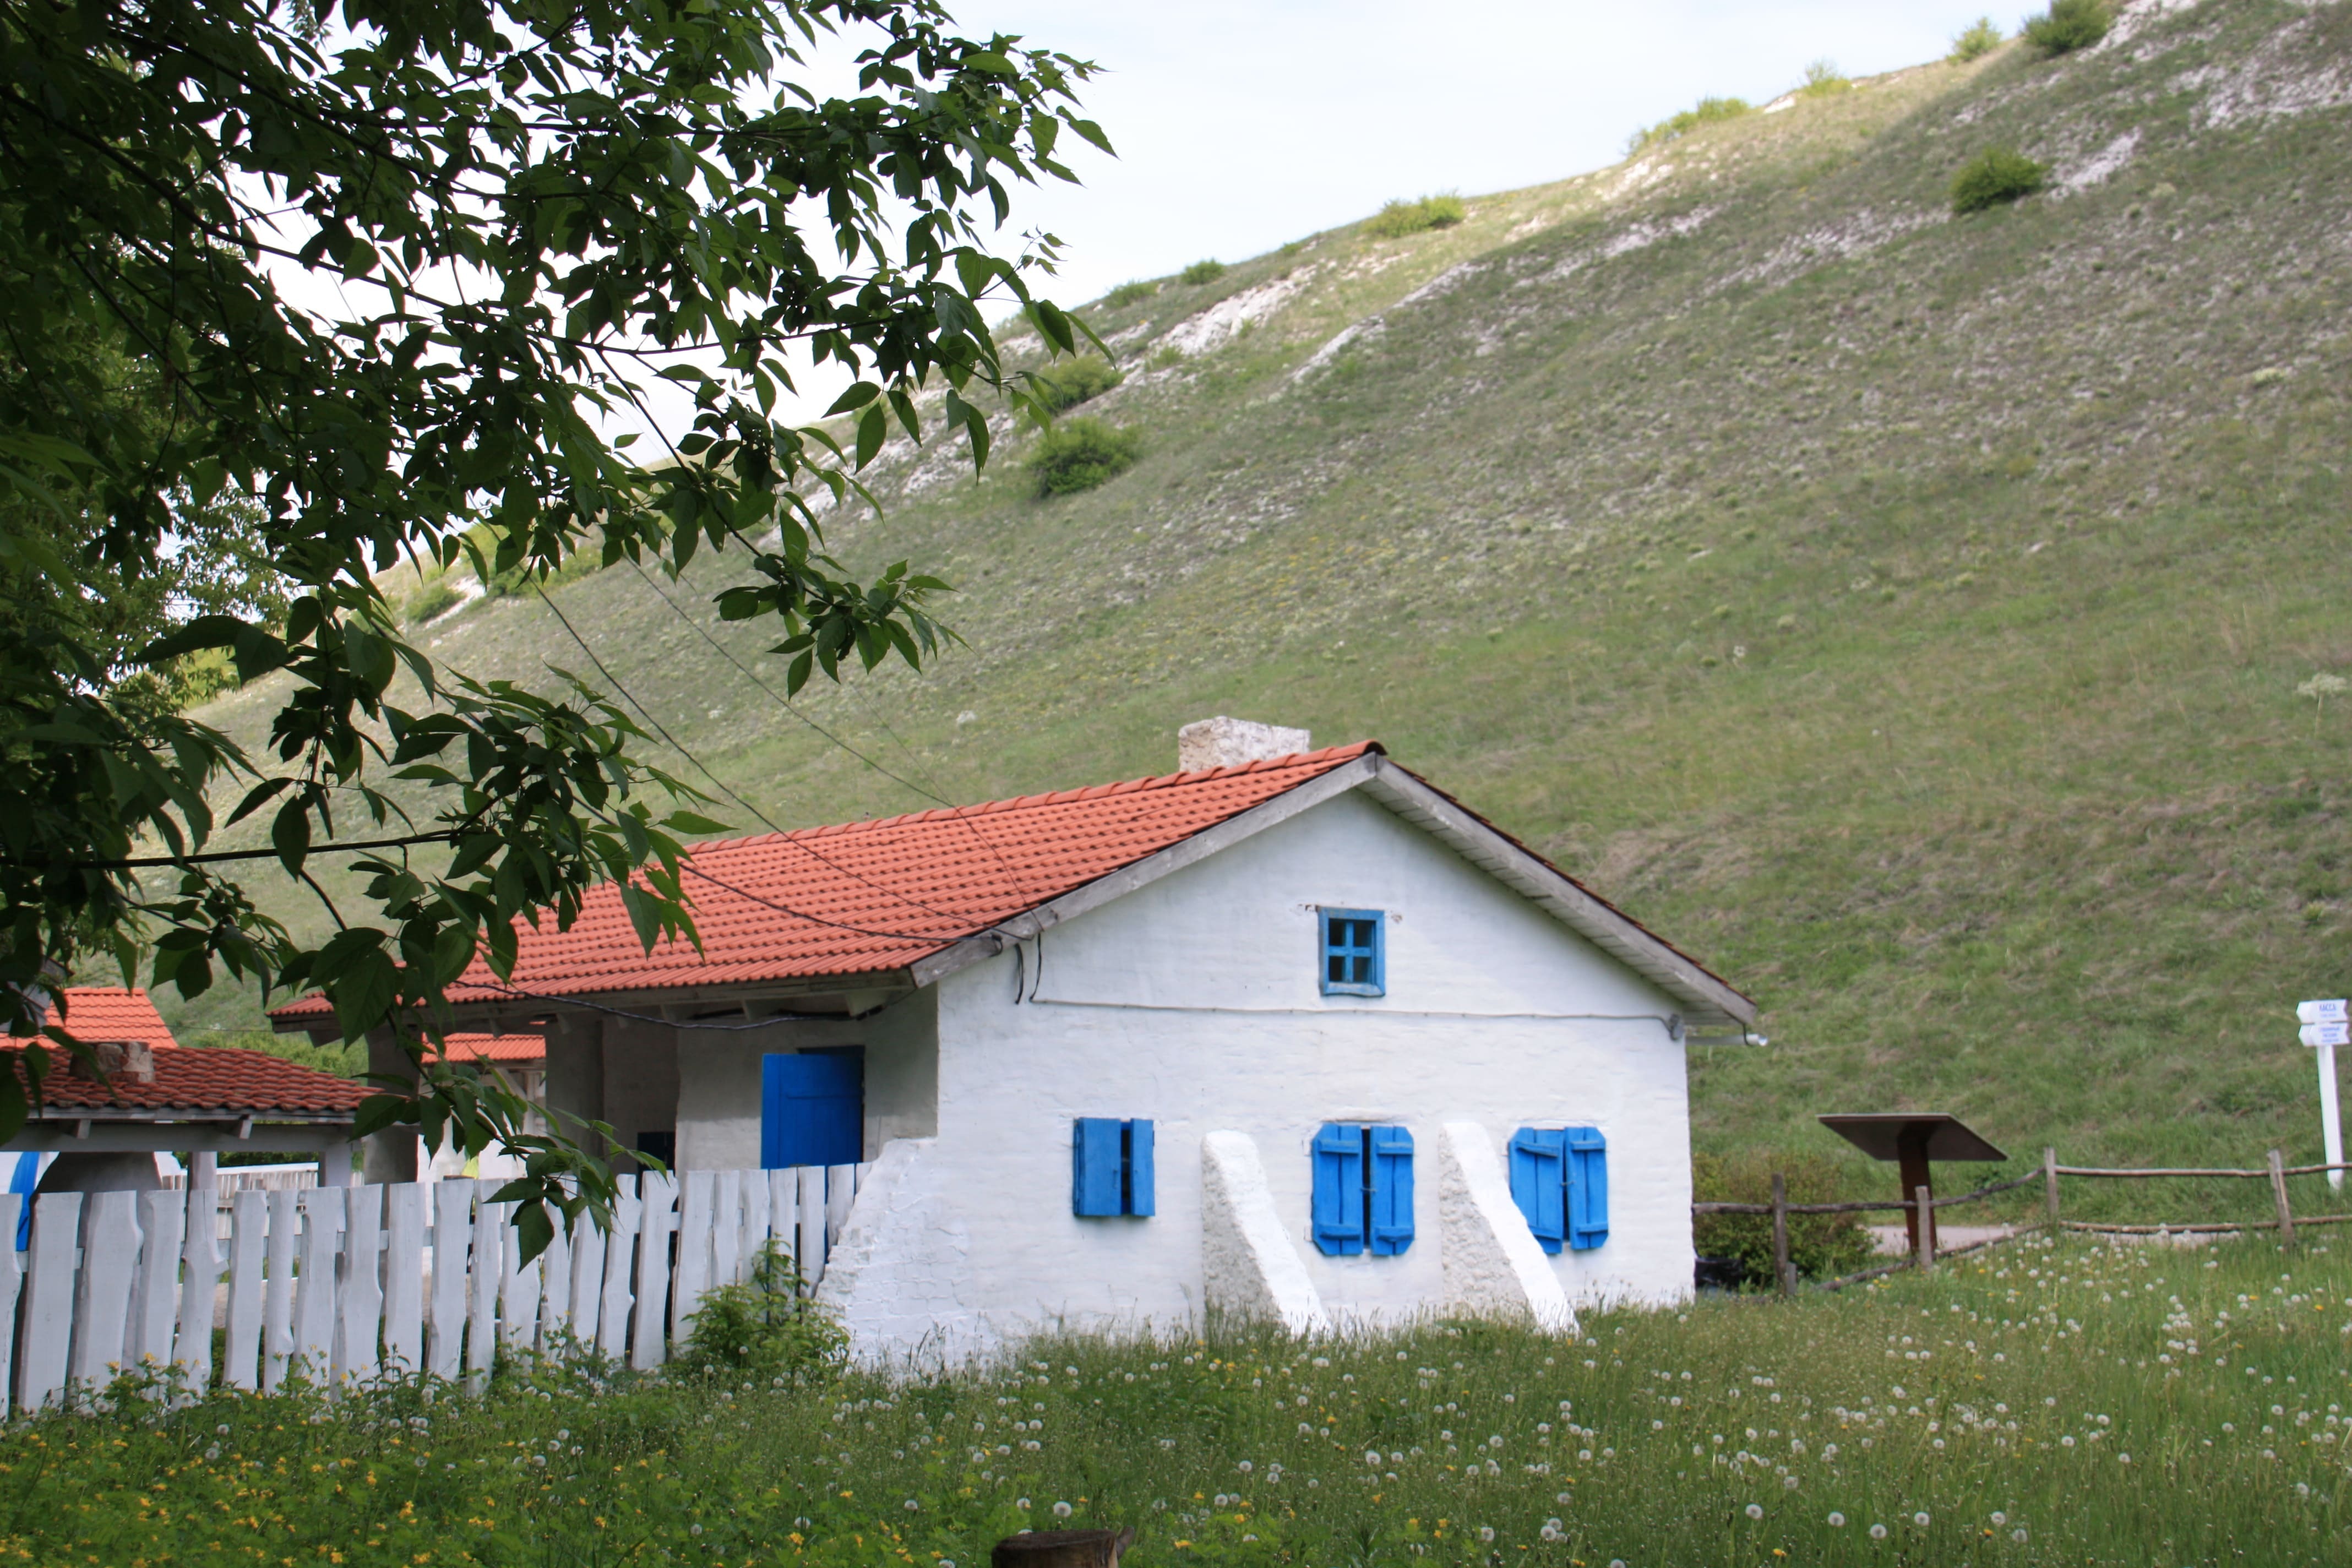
(274, 744), (1383, 1018)
(2, 1045), (366, 1120)
(17, 987), (179, 1054)
(442, 1033), (546, 1065)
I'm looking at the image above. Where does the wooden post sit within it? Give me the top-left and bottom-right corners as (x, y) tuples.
(1896, 1125), (1934, 1258)
(2043, 1147), (2061, 1228)
(2268, 1149), (2296, 1248)
(1770, 1172), (1794, 1297)
(1913, 1186), (1935, 1272)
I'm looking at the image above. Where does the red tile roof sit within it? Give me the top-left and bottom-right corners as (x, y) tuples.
(15, 988), (180, 1054)
(3, 1045), (366, 1119)
(275, 744), (1382, 1018)
(441, 1032), (546, 1065)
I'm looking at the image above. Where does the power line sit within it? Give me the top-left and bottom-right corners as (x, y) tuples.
(620, 559), (1041, 906)
(531, 586), (990, 937)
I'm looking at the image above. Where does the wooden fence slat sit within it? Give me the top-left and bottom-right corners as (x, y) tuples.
(290, 1188), (344, 1384)
(537, 1218), (573, 1351)
(467, 1202), (507, 1392)
(825, 1163), (857, 1251)
(766, 1170), (796, 1264)
(259, 1188), (300, 1393)
(797, 1165), (827, 1290)
(221, 1190), (268, 1392)
(711, 1169), (742, 1289)
(130, 1190), (186, 1377)
(0, 1195), (22, 1410)
(499, 1207), (542, 1354)
(633, 1174), (677, 1370)
(381, 1183), (425, 1376)
(17, 1193), (80, 1412)
(596, 1184), (639, 1362)
(671, 1169), (713, 1339)
(739, 1169), (769, 1273)
(336, 1185), (384, 1386)
(70, 1190), (142, 1392)
(176, 1188), (224, 1393)
(426, 1179), (475, 1382)
(567, 1211), (606, 1351)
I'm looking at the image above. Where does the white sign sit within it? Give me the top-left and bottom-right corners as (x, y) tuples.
(2299, 999), (2348, 1025)
(2303, 1022), (2352, 1048)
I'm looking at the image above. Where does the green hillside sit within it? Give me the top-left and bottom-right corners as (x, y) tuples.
(174, 1), (2352, 1201)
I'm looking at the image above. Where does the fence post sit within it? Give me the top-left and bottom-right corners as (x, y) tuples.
(2268, 1150), (2297, 1248)
(1913, 1186), (1935, 1273)
(2043, 1147), (2061, 1228)
(1770, 1172), (1794, 1297)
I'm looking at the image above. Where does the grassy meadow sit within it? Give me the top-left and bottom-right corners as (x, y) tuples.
(10, 1231), (2352, 1566)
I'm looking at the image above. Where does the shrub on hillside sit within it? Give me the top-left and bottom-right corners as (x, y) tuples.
(1627, 95), (1751, 156)
(675, 1240), (846, 1381)
(1949, 16), (2003, 62)
(1179, 259), (1226, 286)
(406, 577), (463, 624)
(1691, 1150), (1874, 1286)
(1799, 59), (1850, 97)
(1950, 145), (2050, 214)
(1029, 356), (1124, 415)
(1027, 416), (1142, 497)
(1103, 280), (1157, 308)
(1366, 193), (1466, 239)
(2022, 0), (2111, 55)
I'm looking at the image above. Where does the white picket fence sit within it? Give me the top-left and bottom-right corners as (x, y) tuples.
(0, 1163), (867, 1415)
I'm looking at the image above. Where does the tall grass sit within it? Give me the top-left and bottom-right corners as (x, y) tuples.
(10, 1234), (2346, 1564)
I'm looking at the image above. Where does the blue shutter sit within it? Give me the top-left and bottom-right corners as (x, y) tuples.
(1566, 1125), (1609, 1250)
(1367, 1125), (1415, 1255)
(1311, 1123), (1366, 1255)
(760, 1052), (863, 1169)
(1125, 1119), (1156, 1217)
(1072, 1117), (1125, 1216)
(1508, 1128), (1568, 1254)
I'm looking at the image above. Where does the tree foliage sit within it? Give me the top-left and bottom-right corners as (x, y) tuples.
(0, 0), (1104, 1257)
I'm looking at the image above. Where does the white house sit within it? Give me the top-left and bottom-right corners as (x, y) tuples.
(274, 721), (1755, 1362)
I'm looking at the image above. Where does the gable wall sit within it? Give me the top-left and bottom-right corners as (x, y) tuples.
(833, 789), (1696, 1358)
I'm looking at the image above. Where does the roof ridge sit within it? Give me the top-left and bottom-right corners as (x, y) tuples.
(691, 741), (1382, 854)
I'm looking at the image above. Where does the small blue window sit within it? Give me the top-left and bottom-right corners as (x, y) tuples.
(1311, 1123), (1414, 1255)
(1072, 1118), (1155, 1217)
(1510, 1124), (1608, 1252)
(1320, 908), (1385, 997)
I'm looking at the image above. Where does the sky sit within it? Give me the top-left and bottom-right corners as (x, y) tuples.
(945, 1), (2016, 307)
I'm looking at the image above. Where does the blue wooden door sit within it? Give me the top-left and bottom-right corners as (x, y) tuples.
(760, 1052), (864, 1169)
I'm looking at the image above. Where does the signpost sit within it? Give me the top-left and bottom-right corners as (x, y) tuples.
(2297, 1000), (2348, 1191)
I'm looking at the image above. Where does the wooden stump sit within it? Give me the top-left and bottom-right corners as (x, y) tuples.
(992, 1528), (1135, 1568)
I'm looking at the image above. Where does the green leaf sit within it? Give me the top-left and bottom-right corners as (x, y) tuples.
(618, 881), (663, 954)
(855, 404), (887, 469)
(328, 946), (398, 1043)
(271, 798), (312, 876)
(824, 382), (880, 416)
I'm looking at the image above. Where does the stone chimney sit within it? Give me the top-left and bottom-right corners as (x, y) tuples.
(69, 1039), (156, 1085)
(1178, 716), (1311, 772)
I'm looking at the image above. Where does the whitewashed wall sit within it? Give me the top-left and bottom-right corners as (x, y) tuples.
(815, 788), (1697, 1362)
